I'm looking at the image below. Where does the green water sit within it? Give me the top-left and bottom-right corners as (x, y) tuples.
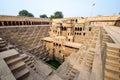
(46, 60), (61, 69)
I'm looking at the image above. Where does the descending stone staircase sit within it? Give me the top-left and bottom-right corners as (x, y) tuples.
(104, 43), (120, 80)
(56, 62), (79, 80)
(21, 54), (36, 71)
(28, 45), (49, 62)
(0, 38), (7, 52)
(4, 51), (30, 80)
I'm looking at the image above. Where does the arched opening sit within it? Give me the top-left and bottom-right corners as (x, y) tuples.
(56, 43), (58, 46)
(23, 21), (26, 25)
(68, 39), (70, 41)
(80, 33), (81, 35)
(13, 21), (16, 26)
(4, 21), (7, 26)
(80, 27), (82, 31)
(89, 27), (92, 31)
(53, 43), (55, 46)
(59, 44), (61, 47)
(8, 21), (11, 26)
(68, 33), (70, 36)
(75, 32), (76, 35)
(78, 27), (79, 31)
(26, 21), (28, 25)
(0, 22), (2, 26)
(61, 27), (64, 30)
(16, 21), (19, 25)
(20, 22), (22, 25)
(76, 19), (78, 23)
(83, 33), (85, 36)
(75, 27), (77, 31)
(64, 27), (66, 30)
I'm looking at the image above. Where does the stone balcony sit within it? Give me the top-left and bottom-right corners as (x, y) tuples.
(62, 23), (73, 27)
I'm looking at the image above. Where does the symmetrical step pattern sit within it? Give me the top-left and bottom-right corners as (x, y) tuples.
(104, 43), (120, 80)
(4, 52), (30, 80)
(56, 62), (79, 80)
(0, 25), (49, 50)
(0, 38), (7, 52)
(21, 54), (36, 71)
(28, 45), (49, 62)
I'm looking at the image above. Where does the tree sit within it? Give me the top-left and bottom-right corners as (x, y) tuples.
(18, 10), (34, 17)
(49, 15), (55, 19)
(40, 14), (48, 18)
(49, 11), (63, 19)
(54, 11), (63, 18)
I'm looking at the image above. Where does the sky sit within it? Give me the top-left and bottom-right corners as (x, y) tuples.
(0, 0), (120, 18)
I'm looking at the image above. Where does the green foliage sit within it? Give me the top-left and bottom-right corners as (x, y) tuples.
(49, 15), (55, 19)
(18, 10), (34, 17)
(40, 14), (48, 18)
(49, 11), (63, 19)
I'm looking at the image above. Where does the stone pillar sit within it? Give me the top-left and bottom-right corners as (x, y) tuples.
(1, 22), (4, 26)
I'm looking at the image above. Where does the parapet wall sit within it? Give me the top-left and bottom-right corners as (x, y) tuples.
(0, 15), (50, 26)
(52, 15), (120, 26)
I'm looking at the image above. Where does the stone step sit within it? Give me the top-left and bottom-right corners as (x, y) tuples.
(0, 43), (6, 47)
(0, 46), (7, 52)
(107, 48), (120, 54)
(105, 65), (120, 73)
(4, 53), (19, 61)
(106, 60), (119, 66)
(6, 57), (22, 66)
(20, 54), (28, 60)
(9, 61), (25, 72)
(13, 68), (29, 80)
(107, 53), (120, 59)
(105, 70), (120, 80)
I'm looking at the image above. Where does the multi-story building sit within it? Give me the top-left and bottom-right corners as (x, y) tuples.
(42, 15), (120, 63)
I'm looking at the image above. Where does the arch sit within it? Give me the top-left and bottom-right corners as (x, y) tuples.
(78, 27), (79, 31)
(13, 21), (16, 26)
(56, 43), (58, 46)
(61, 27), (64, 30)
(53, 43), (55, 46)
(83, 33), (85, 36)
(8, 21), (11, 26)
(59, 44), (61, 47)
(0, 22), (2, 26)
(59, 50), (61, 53)
(89, 27), (92, 31)
(80, 27), (82, 31)
(68, 33), (70, 36)
(64, 27), (66, 30)
(20, 22), (22, 25)
(76, 19), (78, 23)
(75, 32), (76, 35)
(75, 27), (77, 31)
(68, 39), (70, 41)
(23, 21), (26, 25)
(16, 21), (19, 25)
(4, 21), (7, 26)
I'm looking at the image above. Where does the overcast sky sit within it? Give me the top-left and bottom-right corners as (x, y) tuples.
(0, 0), (120, 18)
